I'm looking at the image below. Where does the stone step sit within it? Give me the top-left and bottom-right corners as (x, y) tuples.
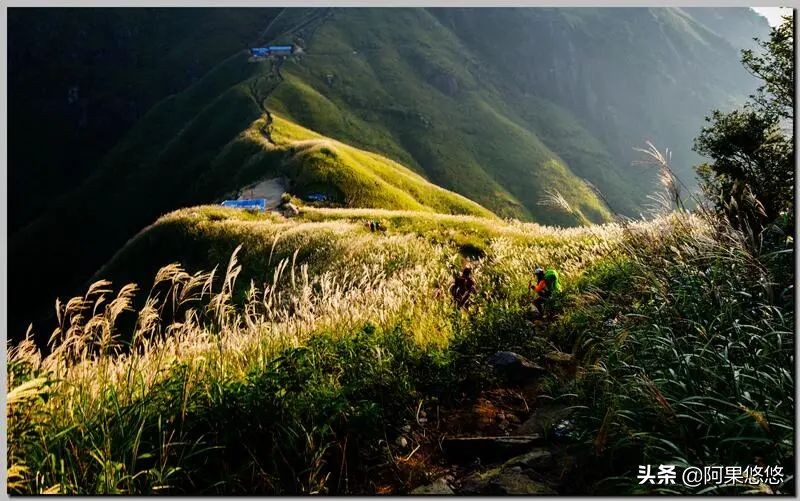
(442, 435), (543, 463)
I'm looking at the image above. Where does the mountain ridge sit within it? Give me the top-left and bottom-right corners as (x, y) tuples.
(8, 7), (769, 339)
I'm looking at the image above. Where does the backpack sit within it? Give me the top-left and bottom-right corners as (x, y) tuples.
(544, 269), (561, 293)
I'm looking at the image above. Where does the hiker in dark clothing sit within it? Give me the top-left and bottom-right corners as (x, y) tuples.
(451, 266), (476, 309)
(530, 267), (549, 318)
(366, 219), (386, 233)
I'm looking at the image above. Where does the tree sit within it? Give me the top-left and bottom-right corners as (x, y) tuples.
(741, 14), (794, 121)
(693, 15), (794, 243)
(695, 108), (792, 234)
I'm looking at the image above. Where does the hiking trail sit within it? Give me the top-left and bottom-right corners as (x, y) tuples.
(372, 342), (582, 495)
(247, 8), (334, 142)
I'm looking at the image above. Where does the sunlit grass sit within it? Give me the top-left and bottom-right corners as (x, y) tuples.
(7, 208), (791, 494)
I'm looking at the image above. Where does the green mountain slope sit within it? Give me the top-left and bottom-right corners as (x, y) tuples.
(269, 8), (613, 222)
(203, 113), (495, 216)
(9, 89), (492, 340)
(9, 7), (769, 340)
(258, 7), (766, 216)
(429, 8), (767, 193)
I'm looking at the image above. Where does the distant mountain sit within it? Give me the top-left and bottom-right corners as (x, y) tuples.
(429, 8), (769, 198)
(684, 7), (772, 51)
(8, 7), (769, 340)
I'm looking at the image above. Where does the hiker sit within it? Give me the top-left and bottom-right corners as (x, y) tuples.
(529, 267), (561, 318)
(450, 266), (476, 309)
(366, 219), (386, 233)
(282, 202), (299, 217)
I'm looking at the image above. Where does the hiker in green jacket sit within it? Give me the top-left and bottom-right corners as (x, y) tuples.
(529, 267), (561, 318)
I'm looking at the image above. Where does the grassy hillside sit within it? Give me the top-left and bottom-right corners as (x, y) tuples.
(8, 6), (768, 345)
(96, 205), (582, 293)
(271, 8), (613, 223)
(6, 8), (792, 496)
(8, 7), (765, 234)
(11, 205), (628, 495)
(9, 89), (492, 343)
(220, 115), (496, 216)
(9, 206), (792, 494)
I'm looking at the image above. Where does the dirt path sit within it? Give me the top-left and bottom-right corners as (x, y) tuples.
(248, 9), (335, 143)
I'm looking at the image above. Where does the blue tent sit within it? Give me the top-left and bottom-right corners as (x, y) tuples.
(221, 199), (267, 211)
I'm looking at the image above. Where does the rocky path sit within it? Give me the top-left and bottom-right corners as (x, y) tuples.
(378, 349), (580, 495)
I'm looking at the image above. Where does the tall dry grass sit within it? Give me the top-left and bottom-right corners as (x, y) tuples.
(7, 206), (735, 494)
(8, 234), (458, 493)
(538, 145), (794, 494)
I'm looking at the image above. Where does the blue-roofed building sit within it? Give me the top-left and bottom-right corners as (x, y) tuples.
(267, 45), (294, 56)
(221, 199), (267, 211)
(249, 46), (295, 59)
(249, 47), (271, 58)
